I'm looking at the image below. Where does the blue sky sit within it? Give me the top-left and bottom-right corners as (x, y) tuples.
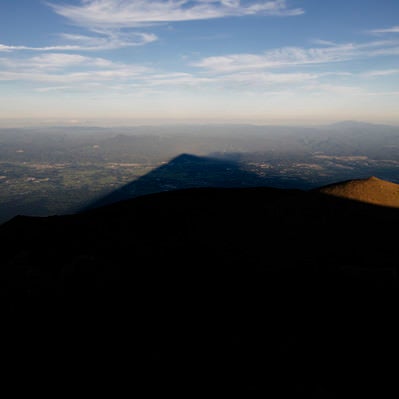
(0, 0), (399, 125)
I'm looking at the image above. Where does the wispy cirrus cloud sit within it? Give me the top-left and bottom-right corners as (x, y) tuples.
(0, 53), (150, 83)
(8, 53), (115, 70)
(136, 70), (319, 89)
(56, 31), (158, 50)
(1, 1), (301, 53)
(0, 48), (325, 94)
(362, 68), (399, 77)
(0, 68), (148, 83)
(1, 43), (394, 93)
(370, 25), (399, 34)
(193, 40), (399, 72)
(0, 53), (128, 70)
(34, 86), (74, 93)
(0, 31), (157, 52)
(0, 44), (83, 52)
(48, 0), (304, 28)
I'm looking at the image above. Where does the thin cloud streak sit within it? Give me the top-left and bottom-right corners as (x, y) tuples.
(131, 70), (320, 89)
(0, 69), (149, 83)
(193, 40), (399, 72)
(1, 1), (302, 54)
(0, 53), (150, 83)
(0, 32), (157, 52)
(0, 53), (145, 71)
(362, 69), (399, 77)
(0, 48), (391, 91)
(370, 26), (399, 34)
(48, 0), (304, 28)
(34, 86), (73, 92)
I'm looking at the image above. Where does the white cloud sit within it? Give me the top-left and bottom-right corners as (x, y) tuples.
(34, 86), (73, 93)
(0, 44), (84, 52)
(29, 53), (110, 69)
(0, 53), (131, 70)
(48, 0), (304, 28)
(0, 69), (147, 83)
(143, 72), (214, 87)
(362, 69), (399, 77)
(193, 40), (399, 72)
(59, 31), (158, 50)
(303, 83), (365, 96)
(219, 71), (319, 85)
(370, 26), (399, 34)
(116, 69), (330, 97)
(0, 53), (150, 83)
(1, 1), (301, 54)
(0, 32), (157, 53)
(365, 91), (399, 96)
(0, 51), (321, 92)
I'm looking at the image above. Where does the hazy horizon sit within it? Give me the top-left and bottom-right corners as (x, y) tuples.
(1, 118), (399, 129)
(1, 1), (399, 125)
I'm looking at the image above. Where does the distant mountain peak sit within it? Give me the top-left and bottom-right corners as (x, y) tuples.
(316, 176), (399, 208)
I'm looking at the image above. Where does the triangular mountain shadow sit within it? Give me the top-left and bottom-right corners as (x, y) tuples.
(82, 153), (310, 211)
(81, 153), (269, 211)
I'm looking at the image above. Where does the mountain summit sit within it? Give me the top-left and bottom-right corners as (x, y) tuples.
(316, 176), (399, 207)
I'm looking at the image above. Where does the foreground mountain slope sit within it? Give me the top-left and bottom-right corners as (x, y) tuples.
(316, 176), (399, 207)
(0, 182), (398, 397)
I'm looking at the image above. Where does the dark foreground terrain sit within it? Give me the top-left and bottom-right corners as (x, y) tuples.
(1, 181), (398, 397)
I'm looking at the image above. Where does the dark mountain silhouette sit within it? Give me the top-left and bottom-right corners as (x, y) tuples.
(0, 169), (398, 397)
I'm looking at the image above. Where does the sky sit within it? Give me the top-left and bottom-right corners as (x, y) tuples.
(0, 0), (399, 126)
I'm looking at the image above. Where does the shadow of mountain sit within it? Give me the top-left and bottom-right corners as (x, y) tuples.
(83, 153), (310, 211)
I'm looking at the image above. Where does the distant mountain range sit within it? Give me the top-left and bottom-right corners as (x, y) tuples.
(1, 174), (398, 398)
